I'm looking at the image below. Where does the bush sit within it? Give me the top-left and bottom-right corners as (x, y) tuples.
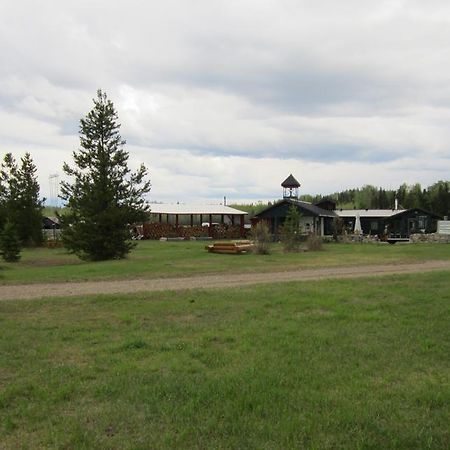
(251, 222), (272, 254)
(280, 228), (301, 252)
(0, 222), (22, 262)
(332, 216), (345, 242)
(306, 233), (323, 251)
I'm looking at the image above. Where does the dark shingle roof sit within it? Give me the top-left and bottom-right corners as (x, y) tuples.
(290, 199), (336, 217)
(281, 174), (300, 188)
(255, 199), (336, 219)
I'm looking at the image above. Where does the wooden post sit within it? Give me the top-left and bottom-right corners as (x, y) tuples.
(231, 215), (235, 226)
(166, 214), (169, 224)
(175, 214), (179, 232)
(190, 214), (194, 227)
(240, 215), (245, 237)
(221, 214), (224, 224)
(209, 214), (213, 237)
(159, 213), (162, 223)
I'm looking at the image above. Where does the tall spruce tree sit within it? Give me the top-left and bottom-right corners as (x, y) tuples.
(0, 152), (43, 246)
(0, 153), (16, 232)
(59, 90), (151, 261)
(16, 153), (44, 245)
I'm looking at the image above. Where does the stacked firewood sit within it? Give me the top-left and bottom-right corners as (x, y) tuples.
(142, 223), (247, 240)
(143, 223), (176, 239)
(180, 226), (209, 238)
(212, 225), (244, 239)
(143, 223), (210, 239)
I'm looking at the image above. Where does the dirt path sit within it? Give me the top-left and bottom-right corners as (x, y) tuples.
(1, 260), (450, 301)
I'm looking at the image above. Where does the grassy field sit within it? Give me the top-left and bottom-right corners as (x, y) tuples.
(1, 240), (450, 285)
(1, 272), (449, 449)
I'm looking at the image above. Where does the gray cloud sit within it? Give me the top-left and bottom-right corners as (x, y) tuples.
(1, 0), (450, 202)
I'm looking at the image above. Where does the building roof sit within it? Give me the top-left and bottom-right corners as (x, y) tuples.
(292, 200), (336, 217)
(281, 174), (300, 188)
(42, 216), (60, 229)
(255, 199), (336, 218)
(314, 198), (336, 211)
(335, 209), (406, 218)
(149, 203), (247, 215)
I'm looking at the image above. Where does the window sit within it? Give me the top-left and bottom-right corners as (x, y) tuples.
(418, 216), (427, 229)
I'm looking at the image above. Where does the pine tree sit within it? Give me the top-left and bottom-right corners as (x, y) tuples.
(281, 204), (301, 252)
(15, 153), (44, 245)
(0, 154), (15, 232)
(0, 153), (43, 246)
(0, 162), (8, 232)
(59, 90), (151, 261)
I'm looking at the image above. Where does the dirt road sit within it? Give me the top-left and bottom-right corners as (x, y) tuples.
(1, 260), (449, 301)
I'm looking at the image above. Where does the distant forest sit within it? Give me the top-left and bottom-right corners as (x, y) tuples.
(302, 180), (450, 217)
(232, 180), (450, 219)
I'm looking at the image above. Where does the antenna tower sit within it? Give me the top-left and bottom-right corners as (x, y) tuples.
(49, 174), (60, 207)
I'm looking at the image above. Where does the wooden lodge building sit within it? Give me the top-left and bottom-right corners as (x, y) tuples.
(335, 208), (442, 238)
(143, 203), (248, 239)
(140, 174), (441, 240)
(254, 175), (442, 239)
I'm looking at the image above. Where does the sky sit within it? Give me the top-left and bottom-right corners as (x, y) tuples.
(1, 0), (450, 205)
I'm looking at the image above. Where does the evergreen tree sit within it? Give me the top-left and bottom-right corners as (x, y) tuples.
(0, 153), (15, 231)
(0, 153), (43, 245)
(15, 153), (44, 245)
(427, 181), (450, 217)
(281, 204), (301, 252)
(377, 188), (389, 209)
(59, 90), (151, 261)
(0, 162), (8, 232)
(0, 221), (21, 262)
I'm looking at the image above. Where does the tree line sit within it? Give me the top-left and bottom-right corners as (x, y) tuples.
(301, 182), (450, 217)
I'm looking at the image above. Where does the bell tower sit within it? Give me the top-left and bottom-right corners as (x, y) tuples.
(281, 174), (300, 199)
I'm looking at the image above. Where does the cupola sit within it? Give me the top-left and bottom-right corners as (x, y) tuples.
(281, 174), (300, 199)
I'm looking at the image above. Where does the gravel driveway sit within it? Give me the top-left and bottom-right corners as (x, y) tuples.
(1, 260), (449, 301)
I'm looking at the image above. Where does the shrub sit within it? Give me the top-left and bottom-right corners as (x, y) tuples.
(0, 221), (22, 262)
(332, 216), (345, 242)
(306, 233), (323, 251)
(251, 222), (272, 254)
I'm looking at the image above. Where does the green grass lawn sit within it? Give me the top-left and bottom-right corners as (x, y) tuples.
(1, 240), (450, 285)
(1, 272), (449, 449)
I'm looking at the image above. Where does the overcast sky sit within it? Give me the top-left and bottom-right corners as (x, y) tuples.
(1, 0), (450, 205)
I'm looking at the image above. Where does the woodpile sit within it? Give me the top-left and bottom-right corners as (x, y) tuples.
(182, 226), (209, 239)
(142, 222), (245, 240)
(143, 223), (210, 239)
(206, 240), (254, 254)
(143, 223), (176, 239)
(212, 225), (243, 239)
